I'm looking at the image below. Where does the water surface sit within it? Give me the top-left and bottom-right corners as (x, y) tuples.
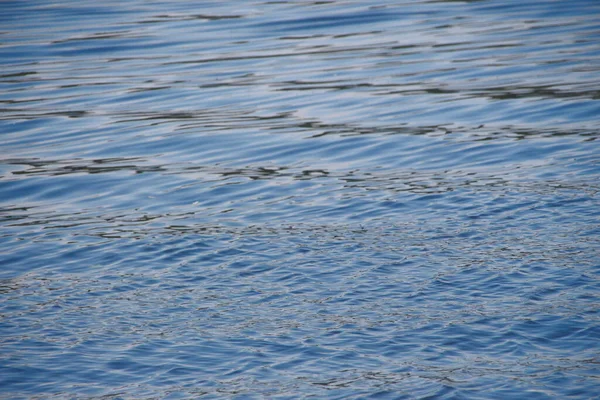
(1, 0), (600, 398)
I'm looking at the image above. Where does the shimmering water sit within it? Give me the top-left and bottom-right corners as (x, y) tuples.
(1, 0), (600, 398)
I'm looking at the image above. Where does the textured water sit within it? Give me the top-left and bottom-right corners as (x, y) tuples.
(2, 0), (600, 398)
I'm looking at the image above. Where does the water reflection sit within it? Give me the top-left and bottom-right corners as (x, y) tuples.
(1, 0), (599, 398)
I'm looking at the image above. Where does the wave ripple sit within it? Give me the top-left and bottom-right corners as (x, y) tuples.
(1, 0), (599, 398)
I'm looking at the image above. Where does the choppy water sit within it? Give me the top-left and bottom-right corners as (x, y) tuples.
(2, 0), (600, 398)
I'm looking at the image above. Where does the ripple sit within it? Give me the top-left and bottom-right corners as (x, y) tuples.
(1, 0), (600, 398)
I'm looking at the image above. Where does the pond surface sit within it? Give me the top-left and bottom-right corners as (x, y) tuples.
(1, 0), (599, 398)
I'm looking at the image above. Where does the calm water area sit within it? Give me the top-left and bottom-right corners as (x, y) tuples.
(1, 0), (600, 398)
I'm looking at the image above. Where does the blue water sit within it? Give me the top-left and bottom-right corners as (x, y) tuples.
(1, 0), (600, 398)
